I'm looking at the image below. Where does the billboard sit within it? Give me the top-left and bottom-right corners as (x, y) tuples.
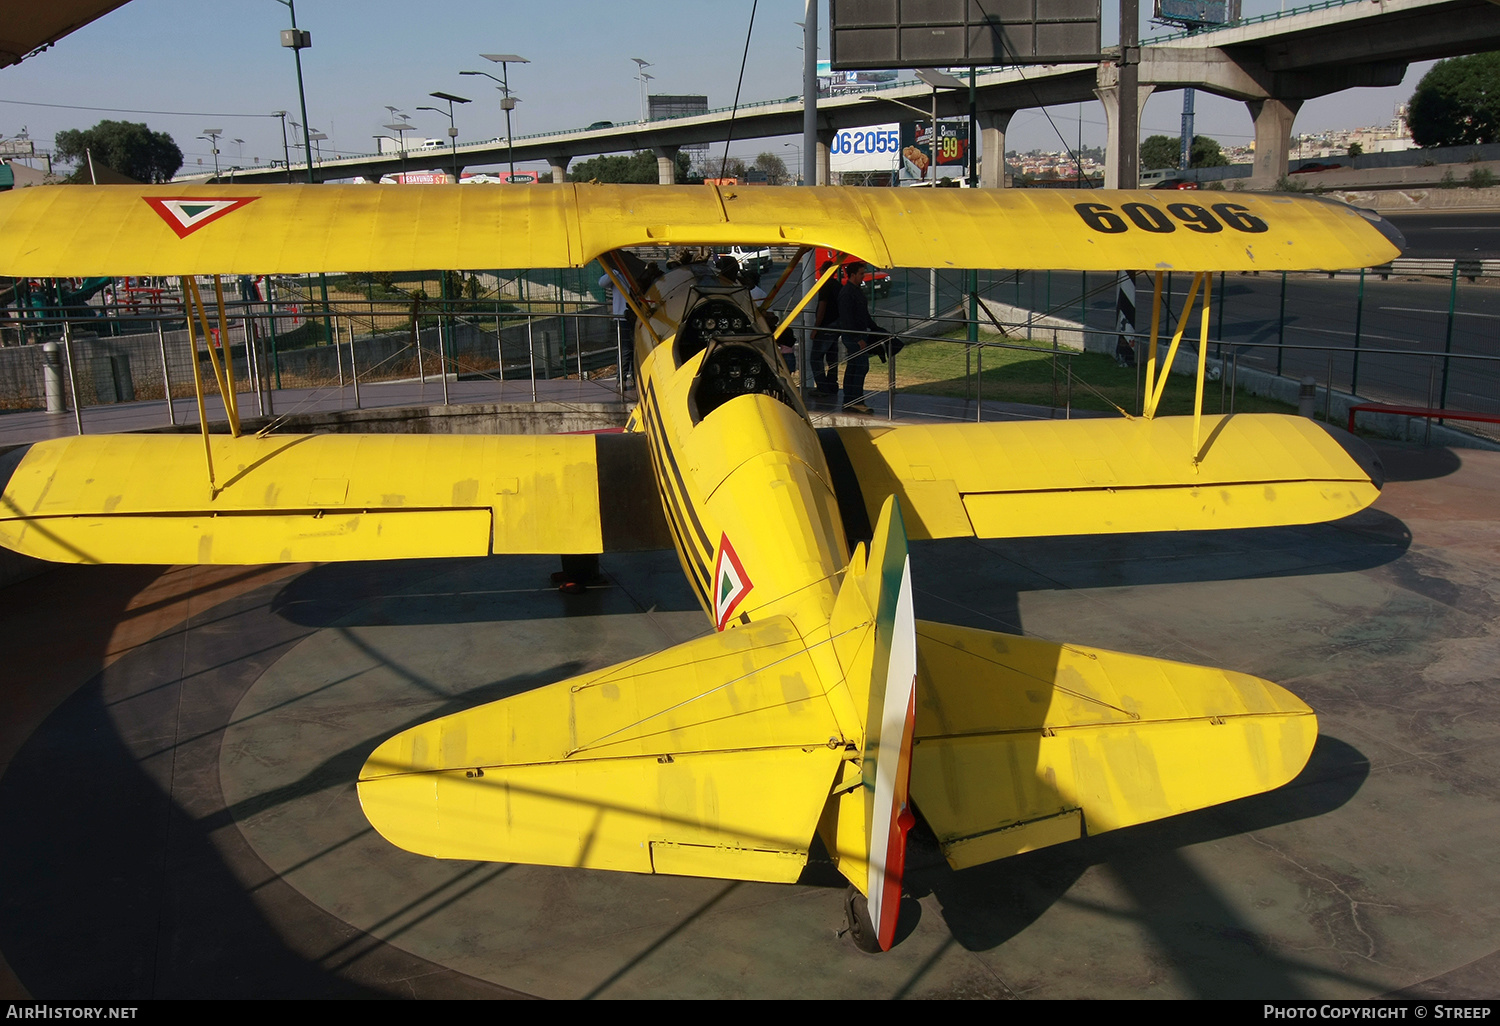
(1154, 1), (1240, 27)
(829, 123), (901, 174)
(898, 119), (969, 181)
(830, 0), (1102, 70)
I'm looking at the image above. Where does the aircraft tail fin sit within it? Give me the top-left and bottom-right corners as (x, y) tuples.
(823, 495), (919, 951)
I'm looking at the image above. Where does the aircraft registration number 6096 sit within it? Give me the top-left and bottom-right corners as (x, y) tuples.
(1073, 201), (1269, 235)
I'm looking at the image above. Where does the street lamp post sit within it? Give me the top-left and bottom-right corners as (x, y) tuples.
(420, 92), (471, 181)
(475, 55), (529, 181)
(274, 0), (315, 184)
(272, 110), (292, 182)
(631, 57), (652, 123)
(782, 142), (801, 184)
(384, 108), (411, 179)
(200, 128), (223, 179)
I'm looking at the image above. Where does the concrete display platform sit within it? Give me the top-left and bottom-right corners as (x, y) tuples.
(0, 441), (1496, 999)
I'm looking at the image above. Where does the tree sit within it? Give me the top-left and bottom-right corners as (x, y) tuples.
(567, 150), (692, 184)
(54, 120), (182, 183)
(1348, 142), (1364, 158)
(1408, 53), (1500, 147)
(1140, 135), (1180, 170)
(1139, 134), (1230, 170)
(753, 151), (789, 185)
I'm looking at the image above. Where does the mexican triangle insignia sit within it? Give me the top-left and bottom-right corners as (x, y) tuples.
(712, 533), (753, 631)
(143, 196), (258, 239)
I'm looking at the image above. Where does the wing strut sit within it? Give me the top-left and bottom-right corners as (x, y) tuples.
(758, 244), (811, 313)
(178, 274), (246, 497)
(599, 252), (662, 347)
(1139, 270), (1217, 464)
(773, 259), (843, 344)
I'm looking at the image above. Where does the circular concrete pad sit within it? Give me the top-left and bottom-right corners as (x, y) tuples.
(2, 443), (1499, 998)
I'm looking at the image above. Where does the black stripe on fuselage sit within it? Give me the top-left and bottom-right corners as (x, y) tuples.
(638, 382), (713, 607)
(641, 379), (714, 561)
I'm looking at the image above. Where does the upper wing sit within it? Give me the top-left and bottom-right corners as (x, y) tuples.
(0, 184), (1400, 277)
(357, 614), (845, 882)
(0, 432), (669, 564)
(820, 413), (1381, 542)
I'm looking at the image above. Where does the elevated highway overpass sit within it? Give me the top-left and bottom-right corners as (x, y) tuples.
(204, 0), (1500, 190)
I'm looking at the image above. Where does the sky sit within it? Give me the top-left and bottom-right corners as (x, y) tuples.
(0, 0), (1434, 177)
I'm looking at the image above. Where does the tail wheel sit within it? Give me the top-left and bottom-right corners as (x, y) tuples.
(842, 886), (882, 954)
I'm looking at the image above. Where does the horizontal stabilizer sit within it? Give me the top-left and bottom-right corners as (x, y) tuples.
(358, 615), (845, 881)
(910, 621), (1318, 870)
(0, 432), (668, 564)
(826, 414), (1379, 542)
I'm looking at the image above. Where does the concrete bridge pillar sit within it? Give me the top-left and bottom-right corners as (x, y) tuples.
(1095, 64), (1155, 189)
(1246, 97), (1302, 189)
(816, 130), (835, 185)
(548, 155), (571, 184)
(978, 109), (1015, 188)
(653, 145), (680, 185)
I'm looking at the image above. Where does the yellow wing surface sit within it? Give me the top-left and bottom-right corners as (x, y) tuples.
(823, 414), (1380, 541)
(357, 614), (846, 882)
(0, 184), (1399, 276)
(910, 621), (1318, 869)
(0, 432), (668, 564)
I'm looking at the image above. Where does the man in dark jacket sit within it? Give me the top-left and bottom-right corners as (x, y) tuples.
(811, 261), (842, 395)
(837, 261), (882, 413)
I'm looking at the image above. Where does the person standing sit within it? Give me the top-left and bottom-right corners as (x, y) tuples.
(837, 261), (882, 414)
(811, 261), (842, 396)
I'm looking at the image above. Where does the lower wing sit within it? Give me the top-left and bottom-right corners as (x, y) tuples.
(0, 432), (668, 563)
(822, 413), (1381, 541)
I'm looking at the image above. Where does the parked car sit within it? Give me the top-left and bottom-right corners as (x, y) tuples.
(1150, 178), (1199, 190)
(725, 245), (772, 275)
(855, 267), (891, 298)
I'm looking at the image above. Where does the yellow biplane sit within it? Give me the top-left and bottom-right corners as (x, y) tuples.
(0, 183), (1399, 952)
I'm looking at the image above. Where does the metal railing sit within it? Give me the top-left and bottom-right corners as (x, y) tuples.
(3, 261), (1497, 445)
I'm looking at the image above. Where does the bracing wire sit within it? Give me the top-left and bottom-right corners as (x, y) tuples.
(718, 0), (760, 180)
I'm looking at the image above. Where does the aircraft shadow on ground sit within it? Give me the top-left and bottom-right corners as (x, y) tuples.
(270, 551), (703, 629)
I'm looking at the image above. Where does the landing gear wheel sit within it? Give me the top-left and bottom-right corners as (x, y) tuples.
(843, 885), (882, 954)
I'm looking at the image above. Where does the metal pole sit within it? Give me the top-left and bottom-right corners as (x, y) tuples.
(1425, 358), (1436, 445)
(350, 338), (361, 409)
(975, 341), (983, 423)
(1276, 271), (1286, 377)
(62, 320), (83, 435)
(887, 341), (896, 421)
(157, 318), (175, 426)
(1215, 270), (1225, 359)
(1325, 355), (1334, 424)
(334, 316), (344, 389)
(246, 314), (264, 417)
(527, 313), (538, 402)
(616, 317), (625, 393)
(1351, 266), (1365, 396)
(1441, 262), (1457, 414)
